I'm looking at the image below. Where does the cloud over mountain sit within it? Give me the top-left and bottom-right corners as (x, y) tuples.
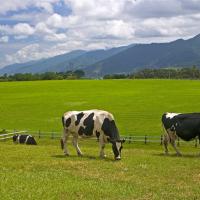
(1, 0), (200, 68)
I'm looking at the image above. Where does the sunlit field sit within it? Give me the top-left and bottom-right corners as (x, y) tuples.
(1, 139), (200, 200)
(1, 79), (200, 199)
(1, 79), (200, 135)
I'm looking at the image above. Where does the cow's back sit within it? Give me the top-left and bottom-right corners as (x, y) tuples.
(62, 110), (114, 137)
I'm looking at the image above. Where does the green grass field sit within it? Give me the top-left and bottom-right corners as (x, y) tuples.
(1, 79), (200, 135)
(1, 79), (200, 199)
(1, 139), (200, 200)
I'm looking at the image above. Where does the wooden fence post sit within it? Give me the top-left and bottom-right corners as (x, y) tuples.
(38, 130), (41, 138)
(51, 132), (54, 139)
(129, 136), (131, 144)
(144, 135), (147, 144)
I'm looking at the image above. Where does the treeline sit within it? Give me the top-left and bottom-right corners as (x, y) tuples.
(0, 70), (85, 82)
(104, 67), (200, 79)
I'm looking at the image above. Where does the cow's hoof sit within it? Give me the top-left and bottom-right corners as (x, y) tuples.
(64, 153), (70, 156)
(100, 155), (107, 159)
(115, 156), (121, 160)
(78, 152), (83, 157)
(176, 153), (182, 157)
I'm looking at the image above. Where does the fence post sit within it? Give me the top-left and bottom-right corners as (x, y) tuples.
(160, 135), (163, 145)
(51, 131), (54, 139)
(38, 130), (41, 138)
(129, 136), (131, 144)
(144, 135), (147, 144)
(177, 137), (180, 146)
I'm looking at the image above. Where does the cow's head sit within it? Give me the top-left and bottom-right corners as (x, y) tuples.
(108, 138), (125, 160)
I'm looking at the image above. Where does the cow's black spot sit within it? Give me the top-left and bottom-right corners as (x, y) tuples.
(78, 113), (94, 136)
(101, 118), (120, 140)
(75, 112), (84, 126)
(13, 135), (18, 142)
(83, 113), (94, 136)
(101, 118), (110, 136)
(78, 126), (84, 135)
(26, 136), (37, 145)
(65, 117), (71, 127)
(19, 135), (29, 143)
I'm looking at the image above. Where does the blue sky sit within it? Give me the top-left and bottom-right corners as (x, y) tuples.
(0, 0), (200, 68)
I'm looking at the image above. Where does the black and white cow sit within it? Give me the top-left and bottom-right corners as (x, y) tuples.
(13, 134), (37, 145)
(61, 109), (125, 160)
(162, 112), (200, 155)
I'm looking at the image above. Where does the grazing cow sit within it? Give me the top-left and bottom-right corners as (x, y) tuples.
(13, 134), (37, 145)
(162, 112), (200, 156)
(61, 109), (125, 160)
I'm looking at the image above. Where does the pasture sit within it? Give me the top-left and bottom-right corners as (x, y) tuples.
(1, 140), (200, 200)
(1, 79), (200, 135)
(1, 79), (200, 199)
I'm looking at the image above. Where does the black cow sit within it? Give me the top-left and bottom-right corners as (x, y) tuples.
(13, 134), (37, 145)
(162, 112), (200, 155)
(61, 109), (125, 160)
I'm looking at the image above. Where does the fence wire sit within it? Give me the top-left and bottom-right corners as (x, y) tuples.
(1, 129), (200, 147)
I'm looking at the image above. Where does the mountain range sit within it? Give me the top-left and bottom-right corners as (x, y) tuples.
(1, 34), (200, 77)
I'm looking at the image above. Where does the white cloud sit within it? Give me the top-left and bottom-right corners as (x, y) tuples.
(1, 0), (200, 68)
(0, 36), (9, 43)
(5, 44), (41, 64)
(44, 33), (67, 41)
(64, 0), (123, 19)
(35, 22), (54, 34)
(0, 0), (60, 14)
(13, 23), (35, 35)
(46, 13), (63, 28)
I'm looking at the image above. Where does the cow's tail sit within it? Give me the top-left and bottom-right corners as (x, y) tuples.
(62, 116), (65, 127)
(60, 138), (64, 149)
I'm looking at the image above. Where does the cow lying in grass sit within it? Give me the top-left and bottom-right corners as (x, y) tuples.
(13, 134), (37, 145)
(162, 112), (200, 156)
(61, 109), (125, 160)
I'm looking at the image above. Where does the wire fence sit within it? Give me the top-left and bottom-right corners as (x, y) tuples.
(0, 130), (27, 141)
(1, 129), (200, 147)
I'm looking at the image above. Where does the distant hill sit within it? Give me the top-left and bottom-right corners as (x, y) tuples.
(0, 45), (130, 75)
(0, 50), (86, 75)
(1, 34), (200, 77)
(85, 34), (200, 76)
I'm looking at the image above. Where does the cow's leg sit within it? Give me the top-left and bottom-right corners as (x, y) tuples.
(163, 134), (169, 155)
(72, 134), (83, 156)
(63, 128), (70, 156)
(162, 125), (169, 155)
(169, 131), (182, 156)
(99, 135), (106, 158)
